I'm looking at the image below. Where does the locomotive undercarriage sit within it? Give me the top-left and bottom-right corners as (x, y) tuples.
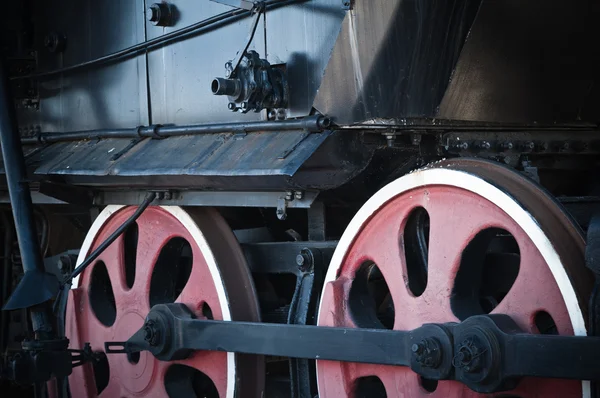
(1, 0), (600, 397)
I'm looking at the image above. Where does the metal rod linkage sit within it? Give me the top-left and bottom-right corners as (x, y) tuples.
(21, 115), (331, 145)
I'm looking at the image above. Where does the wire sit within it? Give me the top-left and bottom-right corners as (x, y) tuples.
(67, 192), (157, 282)
(12, 0), (303, 81)
(53, 192), (156, 332)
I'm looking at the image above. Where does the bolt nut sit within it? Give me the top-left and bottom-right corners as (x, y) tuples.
(44, 32), (67, 53)
(143, 321), (161, 346)
(285, 191), (294, 201)
(294, 191), (304, 200)
(412, 338), (442, 369)
(147, 3), (173, 26)
(267, 109), (277, 120)
(296, 249), (314, 272)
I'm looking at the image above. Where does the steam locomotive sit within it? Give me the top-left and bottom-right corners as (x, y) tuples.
(1, 0), (599, 397)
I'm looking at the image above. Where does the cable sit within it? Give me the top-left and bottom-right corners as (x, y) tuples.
(12, 0), (304, 81)
(53, 192), (156, 331)
(67, 192), (156, 282)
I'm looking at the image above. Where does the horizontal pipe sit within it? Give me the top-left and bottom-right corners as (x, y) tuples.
(21, 115), (332, 145)
(211, 78), (241, 97)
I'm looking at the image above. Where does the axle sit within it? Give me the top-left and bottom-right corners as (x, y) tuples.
(106, 303), (600, 394)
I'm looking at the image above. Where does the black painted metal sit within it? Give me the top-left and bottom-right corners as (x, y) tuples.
(21, 115), (330, 145)
(116, 303), (414, 366)
(313, 0), (482, 124)
(0, 212), (12, 354)
(0, 58), (57, 318)
(112, 304), (600, 394)
(242, 241), (336, 275)
(586, 213), (600, 398)
(314, 0), (600, 125)
(12, 0), (306, 82)
(438, 0), (600, 124)
(286, 247), (329, 398)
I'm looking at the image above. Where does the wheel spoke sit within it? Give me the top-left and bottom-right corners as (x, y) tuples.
(154, 352), (228, 398)
(318, 161), (587, 398)
(175, 255), (221, 318)
(420, 191), (501, 322)
(129, 215), (179, 305)
(98, 377), (123, 398)
(95, 237), (128, 302)
(492, 240), (573, 334)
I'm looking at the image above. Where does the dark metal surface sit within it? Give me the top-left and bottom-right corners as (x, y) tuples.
(113, 304), (600, 393)
(286, 247), (327, 398)
(20, 115), (329, 144)
(7, 129), (332, 190)
(586, 214), (600, 398)
(438, 0), (600, 123)
(17, 0), (149, 134)
(145, 0), (344, 124)
(242, 241), (336, 274)
(313, 0), (481, 124)
(0, 58), (57, 314)
(2, 130), (372, 192)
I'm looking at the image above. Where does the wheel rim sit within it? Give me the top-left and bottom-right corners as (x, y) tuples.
(317, 159), (592, 398)
(66, 206), (263, 398)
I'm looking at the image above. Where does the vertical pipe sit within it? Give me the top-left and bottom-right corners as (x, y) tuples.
(0, 58), (51, 334)
(0, 211), (13, 353)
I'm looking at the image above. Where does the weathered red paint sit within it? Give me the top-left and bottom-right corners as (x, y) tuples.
(65, 207), (227, 398)
(317, 185), (582, 397)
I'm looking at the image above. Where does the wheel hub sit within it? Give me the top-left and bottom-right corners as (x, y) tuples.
(66, 206), (263, 398)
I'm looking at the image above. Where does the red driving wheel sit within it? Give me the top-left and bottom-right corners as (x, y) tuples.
(65, 206), (263, 398)
(317, 159), (592, 398)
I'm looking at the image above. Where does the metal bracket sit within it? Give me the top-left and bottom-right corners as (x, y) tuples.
(210, 0), (255, 10)
(226, 3), (265, 78)
(277, 196), (288, 220)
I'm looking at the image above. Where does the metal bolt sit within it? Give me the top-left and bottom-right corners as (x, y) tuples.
(296, 249), (313, 272)
(143, 320), (160, 346)
(147, 3), (173, 26)
(294, 191), (304, 200)
(44, 32), (67, 53)
(241, 102), (249, 110)
(57, 255), (72, 274)
(267, 109), (277, 120)
(452, 141), (469, 151)
(276, 208), (287, 221)
(500, 142), (514, 150)
(285, 191), (294, 201)
(276, 109), (286, 120)
(523, 141), (535, 151)
(411, 133), (422, 146)
(453, 338), (482, 373)
(228, 102), (238, 111)
(412, 338), (442, 369)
